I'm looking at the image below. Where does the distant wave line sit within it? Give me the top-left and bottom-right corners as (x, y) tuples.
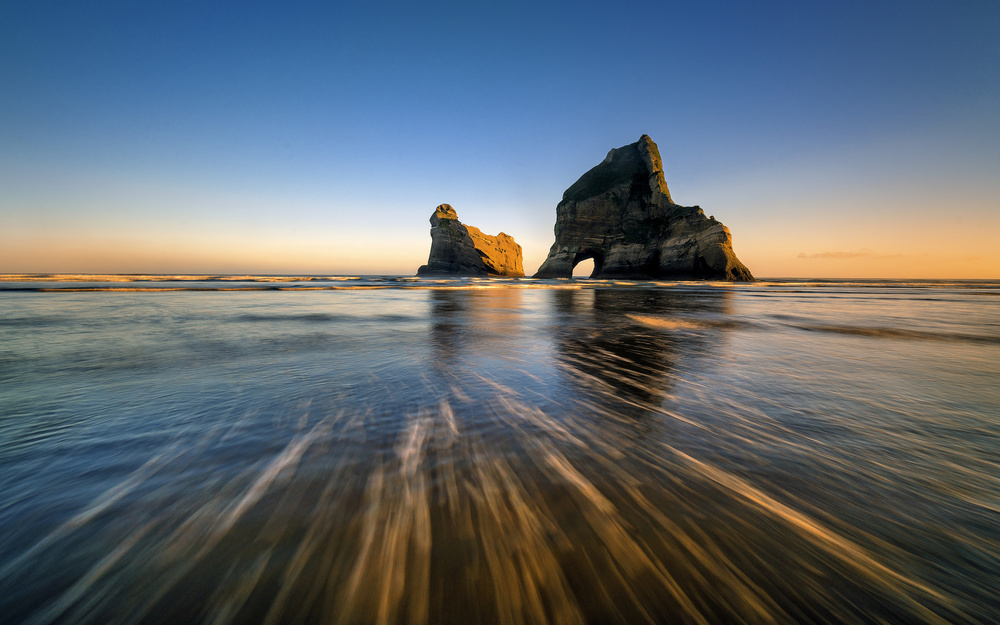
(0, 274), (367, 283)
(3, 275), (999, 294)
(0, 284), (588, 293)
(1, 286), (391, 292)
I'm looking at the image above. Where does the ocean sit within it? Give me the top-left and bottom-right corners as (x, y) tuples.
(1, 275), (998, 624)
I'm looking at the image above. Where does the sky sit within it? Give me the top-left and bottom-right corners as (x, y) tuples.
(2, 0), (998, 278)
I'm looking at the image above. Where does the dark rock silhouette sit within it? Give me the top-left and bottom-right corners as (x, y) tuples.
(417, 204), (524, 277)
(534, 135), (753, 280)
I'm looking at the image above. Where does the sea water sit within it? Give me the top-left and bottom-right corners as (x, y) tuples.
(1, 276), (998, 624)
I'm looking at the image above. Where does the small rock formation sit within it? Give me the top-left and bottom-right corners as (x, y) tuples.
(534, 135), (753, 281)
(417, 204), (524, 277)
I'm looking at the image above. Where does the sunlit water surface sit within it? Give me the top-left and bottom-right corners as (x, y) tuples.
(1, 276), (998, 624)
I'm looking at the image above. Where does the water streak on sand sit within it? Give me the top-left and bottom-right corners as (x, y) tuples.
(8, 392), (972, 623)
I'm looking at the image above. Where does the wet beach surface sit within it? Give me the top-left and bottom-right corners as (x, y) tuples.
(1, 277), (999, 624)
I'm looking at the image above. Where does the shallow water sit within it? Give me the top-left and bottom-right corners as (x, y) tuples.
(1, 276), (998, 624)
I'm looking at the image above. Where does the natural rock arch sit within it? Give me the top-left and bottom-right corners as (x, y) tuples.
(534, 135), (753, 281)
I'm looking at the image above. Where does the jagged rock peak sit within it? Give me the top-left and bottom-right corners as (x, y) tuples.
(564, 134), (672, 205)
(432, 204), (458, 222)
(534, 134), (753, 281)
(417, 204), (524, 277)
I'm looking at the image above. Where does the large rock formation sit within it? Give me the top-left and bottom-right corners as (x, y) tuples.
(417, 204), (524, 277)
(534, 135), (753, 281)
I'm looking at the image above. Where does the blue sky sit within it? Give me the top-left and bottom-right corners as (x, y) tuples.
(2, 0), (998, 277)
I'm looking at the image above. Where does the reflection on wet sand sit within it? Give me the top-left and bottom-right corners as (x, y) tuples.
(428, 288), (528, 373)
(2, 286), (993, 625)
(549, 288), (732, 414)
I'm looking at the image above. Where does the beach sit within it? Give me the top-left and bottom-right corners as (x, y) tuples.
(1, 276), (998, 624)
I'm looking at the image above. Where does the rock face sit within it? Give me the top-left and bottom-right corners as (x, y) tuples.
(534, 135), (753, 281)
(417, 204), (524, 277)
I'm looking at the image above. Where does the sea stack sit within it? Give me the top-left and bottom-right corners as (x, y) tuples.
(534, 135), (753, 281)
(417, 204), (524, 277)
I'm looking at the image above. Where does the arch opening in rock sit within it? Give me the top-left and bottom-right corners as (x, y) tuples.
(572, 258), (594, 278)
(572, 251), (603, 279)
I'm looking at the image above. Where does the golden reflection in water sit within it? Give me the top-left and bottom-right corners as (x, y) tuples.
(429, 289), (527, 374)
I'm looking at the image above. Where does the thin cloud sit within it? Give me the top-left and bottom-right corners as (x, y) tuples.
(797, 251), (906, 260)
(797, 251), (870, 259)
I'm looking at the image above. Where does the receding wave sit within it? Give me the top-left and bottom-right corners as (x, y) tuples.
(235, 313), (416, 323)
(236, 313), (347, 323)
(0, 316), (68, 327)
(791, 323), (1000, 344)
